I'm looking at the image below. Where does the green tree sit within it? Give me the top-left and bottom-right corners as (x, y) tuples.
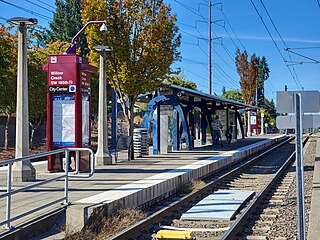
(257, 56), (270, 107)
(221, 87), (243, 102)
(0, 24), (17, 149)
(166, 72), (197, 90)
(50, 0), (88, 56)
(82, 0), (181, 160)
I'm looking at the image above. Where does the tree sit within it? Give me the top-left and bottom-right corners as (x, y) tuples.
(166, 72), (197, 90)
(257, 56), (270, 107)
(221, 87), (243, 102)
(0, 24), (17, 149)
(235, 48), (259, 136)
(50, 0), (89, 56)
(82, 0), (181, 160)
(235, 48), (259, 104)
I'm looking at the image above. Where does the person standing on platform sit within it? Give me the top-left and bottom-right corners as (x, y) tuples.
(225, 122), (233, 146)
(211, 115), (223, 147)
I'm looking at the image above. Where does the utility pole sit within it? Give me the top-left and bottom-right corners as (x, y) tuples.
(208, 0), (212, 95)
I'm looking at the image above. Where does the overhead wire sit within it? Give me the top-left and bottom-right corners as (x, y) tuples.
(173, 0), (207, 21)
(0, 0), (52, 21)
(258, 0), (303, 89)
(35, 0), (55, 10)
(221, 9), (246, 49)
(250, 0), (303, 90)
(25, 0), (54, 13)
(174, 1), (240, 92)
(0, 15), (8, 21)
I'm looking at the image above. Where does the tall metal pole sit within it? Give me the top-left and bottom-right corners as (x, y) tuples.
(295, 93), (306, 240)
(94, 46), (112, 165)
(13, 22), (36, 181)
(208, 0), (212, 95)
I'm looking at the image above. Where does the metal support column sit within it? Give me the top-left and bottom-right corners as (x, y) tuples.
(172, 109), (180, 151)
(295, 93), (306, 240)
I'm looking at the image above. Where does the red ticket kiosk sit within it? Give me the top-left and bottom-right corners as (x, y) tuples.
(43, 54), (96, 172)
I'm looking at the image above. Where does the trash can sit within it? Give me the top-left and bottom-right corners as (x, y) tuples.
(133, 128), (149, 157)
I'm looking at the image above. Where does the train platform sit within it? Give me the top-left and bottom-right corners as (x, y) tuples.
(0, 134), (287, 239)
(308, 133), (320, 240)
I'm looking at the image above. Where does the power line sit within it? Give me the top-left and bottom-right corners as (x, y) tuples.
(173, 0), (207, 21)
(0, 0), (52, 21)
(259, 0), (304, 90)
(25, 0), (54, 13)
(221, 9), (246, 49)
(35, 0), (55, 10)
(213, 62), (239, 88)
(285, 48), (320, 63)
(286, 46), (320, 50)
(250, 0), (303, 90)
(212, 48), (237, 73)
(0, 15), (8, 21)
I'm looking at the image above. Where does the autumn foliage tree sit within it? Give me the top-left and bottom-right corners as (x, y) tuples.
(235, 48), (258, 104)
(82, 0), (181, 160)
(235, 48), (259, 136)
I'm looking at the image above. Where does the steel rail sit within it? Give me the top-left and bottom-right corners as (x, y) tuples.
(109, 136), (293, 240)
(221, 136), (309, 240)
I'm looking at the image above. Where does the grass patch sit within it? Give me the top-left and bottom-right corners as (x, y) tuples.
(190, 179), (206, 192)
(65, 208), (147, 240)
(176, 179), (206, 195)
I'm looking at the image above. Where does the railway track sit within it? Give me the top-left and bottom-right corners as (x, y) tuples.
(109, 136), (306, 240)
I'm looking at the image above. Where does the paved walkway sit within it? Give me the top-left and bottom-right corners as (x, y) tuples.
(308, 133), (320, 240)
(0, 134), (281, 238)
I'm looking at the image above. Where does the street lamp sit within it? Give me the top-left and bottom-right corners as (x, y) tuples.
(94, 46), (113, 165)
(7, 17), (37, 181)
(65, 20), (107, 54)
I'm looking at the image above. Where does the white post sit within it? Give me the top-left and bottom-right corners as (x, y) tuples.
(247, 111), (251, 136)
(260, 112), (265, 135)
(94, 46), (112, 165)
(13, 23), (36, 181)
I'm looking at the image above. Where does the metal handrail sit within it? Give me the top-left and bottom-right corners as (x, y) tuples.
(0, 148), (95, 230)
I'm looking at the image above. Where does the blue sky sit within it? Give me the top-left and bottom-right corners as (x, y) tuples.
(1, 0), (319, 102)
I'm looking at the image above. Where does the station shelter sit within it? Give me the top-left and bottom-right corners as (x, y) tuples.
(138, 85), (260, 154)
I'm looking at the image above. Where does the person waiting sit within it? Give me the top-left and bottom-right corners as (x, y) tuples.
(211, 115), (223, 147)
(225, 122), (233, 146)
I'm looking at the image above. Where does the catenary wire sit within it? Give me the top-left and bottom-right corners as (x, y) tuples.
(25, 0), (54, 13)
(250, 0), (303, 90)
(0, 0), (52, 21)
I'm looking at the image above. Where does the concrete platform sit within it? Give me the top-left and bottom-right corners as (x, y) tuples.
(308, 133), (320, 240)
(180, 190), (254, 221)
(0, 134), (287, 239)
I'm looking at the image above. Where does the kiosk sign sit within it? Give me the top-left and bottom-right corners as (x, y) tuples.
(43, 54), (96, 172)
(52, 95), (75, 146)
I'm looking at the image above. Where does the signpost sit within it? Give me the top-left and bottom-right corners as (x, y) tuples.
(277, 90), (320, 240)
(43, 54), (96, 172)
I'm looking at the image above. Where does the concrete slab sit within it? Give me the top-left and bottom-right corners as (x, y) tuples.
(180, 190), (254, 221)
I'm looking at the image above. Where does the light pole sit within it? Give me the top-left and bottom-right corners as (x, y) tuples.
(7, 17), (37, 181)
(94, 46), (113, 165)
(65, 20), (107, 54)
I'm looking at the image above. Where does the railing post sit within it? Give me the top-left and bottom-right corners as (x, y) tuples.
(75, 151), (80, 174)
(64, 150), (69, 205)
(6, 163), (12, 229)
